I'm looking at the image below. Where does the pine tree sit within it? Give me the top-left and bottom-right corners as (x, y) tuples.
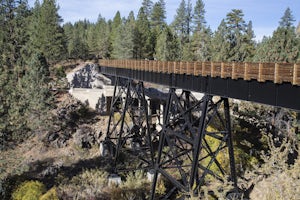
(0, 0), (30, 67)
(193, 0), (206, 32)
(150, 0), (166, 31)
(279, 7), (295, 28)
(252, 36), (272, 62)
(172, 0), (188, 44)
(243, 21), (256, 61)
(225, 9), (248, 61)
(134, 7), (154, 59)
(20, 53), (52, 131)
(141, 0), (153, 20)
(191, 0), (211, 61)
(26, 0), (66, 64)
(155, 26), (180, 61)
(94, 15), (111, 58)
(211, 20), (229, 61)
(253, 8), (299, 62)
(112, 15), (135, 59)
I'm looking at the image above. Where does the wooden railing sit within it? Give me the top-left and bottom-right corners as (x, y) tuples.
(99, 60), (300, 86)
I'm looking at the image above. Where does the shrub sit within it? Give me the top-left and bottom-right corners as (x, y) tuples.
(110, 171), (150, 200)
(58, 168), (109, 199)
(12, 180), (46, 200)
(40, 187), (59, 200)
(246, 135), (300, 199)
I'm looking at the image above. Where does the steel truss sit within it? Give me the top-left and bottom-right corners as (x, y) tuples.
(150, 89), (237, 199)
(101, 77), (154, 172)
(101, 78), (237, 199)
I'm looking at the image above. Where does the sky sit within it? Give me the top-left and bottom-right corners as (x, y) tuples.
(28, 0), (300, 41)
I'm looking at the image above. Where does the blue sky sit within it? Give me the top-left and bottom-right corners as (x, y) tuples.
(28, 0), (299, 41)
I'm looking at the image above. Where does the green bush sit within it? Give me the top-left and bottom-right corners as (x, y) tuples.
(12, 181), (46, 200)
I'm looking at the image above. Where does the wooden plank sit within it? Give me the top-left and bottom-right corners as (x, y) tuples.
(244, 63), (249, 81)
(232, 63), (237, 79)
(211, 62), (215, 77)
(293, 63), (299, 85)
(258, 63), (263, 82)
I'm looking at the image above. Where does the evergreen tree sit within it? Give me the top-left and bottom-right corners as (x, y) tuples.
(172, 0), (193, 60)
(19, 53), (52, 131)
(253, 8), (299, 62)
(141, 0), (153, 20)
(191, 0), (211, 61)
(279, 7), (295, 28)
(110, 11), (122, 55)
(134, 7), (154, 59)
(94, 15), (111, 58)
(172, 0), (188, 43)
(225, 9), (250, 61)
(26, 0), (66, 63)
(155, 26), (180, 61)
(150, 0), (166, 31)
(211, 19), (229, 61)
(193, 0), (206, 32)
(0, 0), (30, 67)
(112, 15), (135, 59)
(252, 36), (272, 62)
(244, 21), (256, 61)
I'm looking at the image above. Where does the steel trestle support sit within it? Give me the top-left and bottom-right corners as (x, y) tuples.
(150, 89), (238, 199)
(101, 79), (237, 199)
(100, 77), (155, 172)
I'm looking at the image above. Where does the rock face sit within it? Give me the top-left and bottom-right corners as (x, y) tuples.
(66, 63), (111, 89)
(66, 63), (113, 112)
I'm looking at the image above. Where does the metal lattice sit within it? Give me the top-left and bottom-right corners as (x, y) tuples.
(150, 89), (237, 199)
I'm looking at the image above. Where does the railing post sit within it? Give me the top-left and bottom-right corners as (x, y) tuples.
(244, 63), (249, 81)
(193, 62), (197, 76)
(221, 62), (225, 78)
(258, 63), (263, 82)
(232, 63), (236, 79)
(211, 62), (215, 77)
(274, 63), (280, 84)
(201, 62), (205, 76)
(293, 63), (299, 85)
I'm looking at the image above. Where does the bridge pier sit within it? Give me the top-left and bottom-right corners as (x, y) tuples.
(101, 78), (237, 198)
(102, 77), (155, 172)
(149, 89), (238, 199)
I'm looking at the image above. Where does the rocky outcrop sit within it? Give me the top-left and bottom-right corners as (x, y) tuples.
(66, 63), (111, 89)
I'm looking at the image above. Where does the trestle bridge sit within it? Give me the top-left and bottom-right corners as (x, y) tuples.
(98, 60), (300, 199)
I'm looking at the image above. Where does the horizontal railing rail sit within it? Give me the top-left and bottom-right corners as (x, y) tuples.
(99, 60), (300, 86)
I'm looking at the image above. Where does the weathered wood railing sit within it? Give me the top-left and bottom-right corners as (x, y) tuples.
(99, 60), (300, 86)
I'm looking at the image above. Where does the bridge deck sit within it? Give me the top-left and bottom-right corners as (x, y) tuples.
(99, 60), (300, 111)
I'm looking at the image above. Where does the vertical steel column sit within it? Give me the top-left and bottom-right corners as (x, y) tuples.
(113, 80), (131, 172)
(150, 88), (174, 200)
(224, 98), (238, 189)
(141, 82), (155, 166)
(189, 95), (211, 188)
(105, 77), (119, 140)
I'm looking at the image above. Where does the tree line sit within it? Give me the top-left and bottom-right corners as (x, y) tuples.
(0, 0), (299, 149)
(64, 0), (300, 63)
